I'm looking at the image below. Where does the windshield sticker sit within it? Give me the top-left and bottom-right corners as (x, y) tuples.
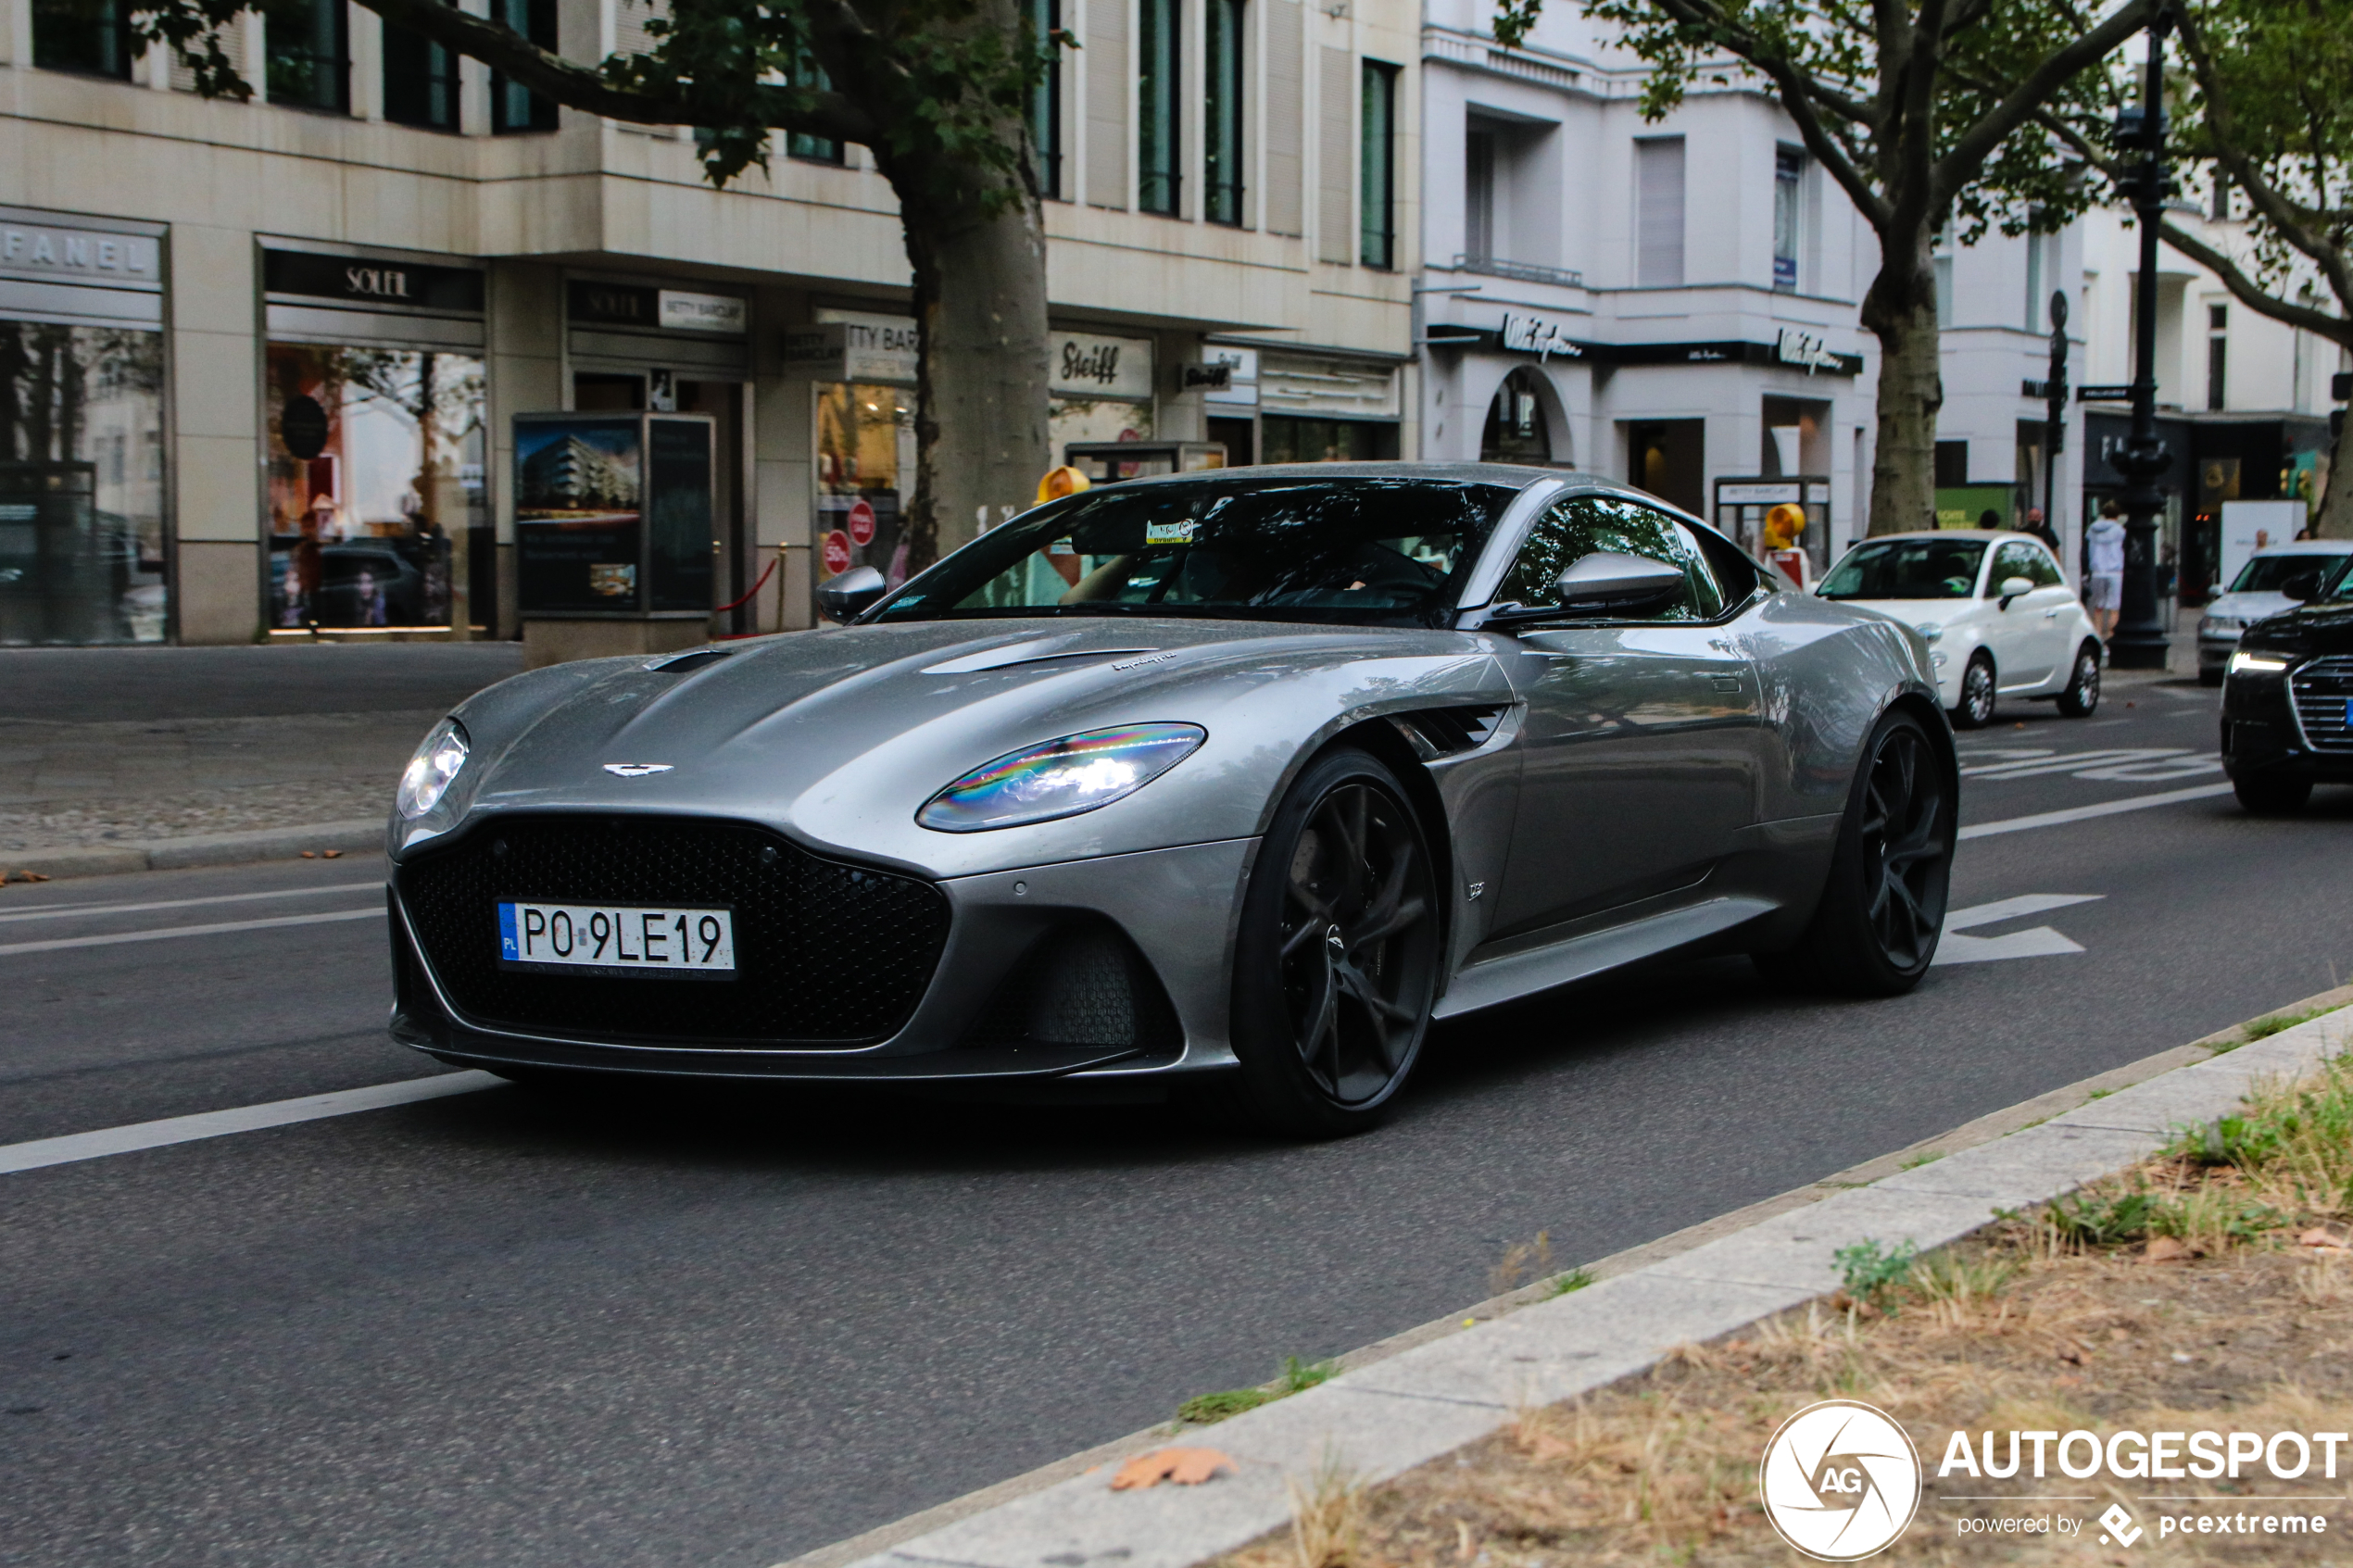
(1048, 539), (1076, 557)
(1145, 519), (1197, 546)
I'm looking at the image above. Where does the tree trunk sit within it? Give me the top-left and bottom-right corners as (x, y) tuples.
(895, 186), (1051, 577)
(2316, 375), (2353, 540)
(1859, 252), (1944, 537)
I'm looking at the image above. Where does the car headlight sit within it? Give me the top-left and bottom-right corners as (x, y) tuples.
(2227, 649), (2292, 676)
(918, 722), (1206, 833)
(2200, 616), (2243, 634)
(396, 717), (471, 820)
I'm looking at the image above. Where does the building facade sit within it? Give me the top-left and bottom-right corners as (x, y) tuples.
(0, 0), (1422, 649)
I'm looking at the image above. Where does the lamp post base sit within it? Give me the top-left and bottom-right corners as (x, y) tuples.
(2105, 632), (2171, 671)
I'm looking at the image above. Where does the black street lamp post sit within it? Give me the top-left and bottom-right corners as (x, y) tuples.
(2108, 12), (2175, 669)
(2044, 290), (2069, 545)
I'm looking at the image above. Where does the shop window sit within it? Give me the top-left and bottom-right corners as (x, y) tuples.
(1625, 418), (1704, 516)
(265, 345), (489, 632)
(1934, 440), (1969, 486)
(1465, 127), (1495, 261)
(1262, 417), (1396, 463)
(816, 383), (915, 584)
(383, 22), (459, 131)
(1358, 60), (1396, 269)
(264, 0), (350, 113)
(787, 49), (846, 164)
(1206, 415), (1254, 468)
(2207, 303), (2228, 411)
(1203, 0), (1245, 225)
(32, 0), (135, 80)
(491, 0), (559, 132)
(1138, 0), (1181, 215)
(1480, 366), (1554, 465)
(1028, 0), (1063, 197)
(0, 322), (169, 645)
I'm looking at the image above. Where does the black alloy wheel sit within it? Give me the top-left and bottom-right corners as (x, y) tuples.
(1770, 709), (1955, 995)
(1953, 652), (1997, 729)
(2056, 641), (2102, 717)
(1227, 749), (1441, 1135)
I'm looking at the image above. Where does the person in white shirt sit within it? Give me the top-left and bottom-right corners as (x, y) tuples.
(2084, 501), (2127, 643)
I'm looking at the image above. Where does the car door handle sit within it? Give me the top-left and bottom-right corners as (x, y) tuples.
(1708, 674), (1743, 693)
(2044, 608), (2060, 619)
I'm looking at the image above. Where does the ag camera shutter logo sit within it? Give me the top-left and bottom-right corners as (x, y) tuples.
(1759, 1400), (1922, 1561)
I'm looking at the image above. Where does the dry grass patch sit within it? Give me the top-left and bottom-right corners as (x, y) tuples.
(1214, 1056), (2353, 1567)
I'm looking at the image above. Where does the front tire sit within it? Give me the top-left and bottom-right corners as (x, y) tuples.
(2055, 642), (2102, 717)
(2232, 772), (2312, 814)
(1227, 748), (1441, 1137)
(1775, 709), (1955, 996)
(1951, 652), (1996, 730)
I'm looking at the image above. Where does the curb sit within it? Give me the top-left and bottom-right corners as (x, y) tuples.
(1, 819), (384, 883)
(805, 995), (2352, 1568)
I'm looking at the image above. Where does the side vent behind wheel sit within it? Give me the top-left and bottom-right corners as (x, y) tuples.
(1390, 705), (1505, 759)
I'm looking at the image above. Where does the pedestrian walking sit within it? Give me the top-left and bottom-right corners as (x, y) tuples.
(2084, 500), (2126, 646)
(2022, 506), (2060, 555)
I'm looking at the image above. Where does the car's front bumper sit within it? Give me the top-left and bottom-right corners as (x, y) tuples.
(388, 820), (1256, 1083)
(2221, 666), (2353, 785)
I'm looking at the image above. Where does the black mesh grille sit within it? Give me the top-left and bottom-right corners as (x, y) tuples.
(2291, 656), (2353, 753)
(396, 814), (950, 1048)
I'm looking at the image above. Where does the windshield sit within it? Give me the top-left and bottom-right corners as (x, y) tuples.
(1818, 537), (1989, 600)
(870, 477), (1516, 626)
(2229, 553), (2352, 595)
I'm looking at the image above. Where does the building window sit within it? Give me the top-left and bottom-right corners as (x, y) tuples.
(1359, 60), (1397, 269)
(786, 50), (844, 163)
(1933, 245), (1955, 326)
(1028, 0), (1063, 197)
(491, 0), (559, 133)
(1203, 0), (1245, 225)
(382, 22), (459, 131)
(1465, 126), (1495, 261)
(264, 0), (350, 113)
(31, 0), (134, 80)
(2207, 302), (2228, 410)
(1772, 145), (1803, 292)
(1634, 136), (1684, 287)
(1138, 0), (1181, 215)
(2024, 228), (2044, 331)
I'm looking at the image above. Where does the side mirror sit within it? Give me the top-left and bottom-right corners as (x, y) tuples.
(817, 564), (887, 623)
(1997, 575), (2035, 607)
(1485, 551), (1686, 625)
(2279, 570), (2322, 605)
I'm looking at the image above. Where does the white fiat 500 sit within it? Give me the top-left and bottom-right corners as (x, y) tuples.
(1817, 530), (2104, 728)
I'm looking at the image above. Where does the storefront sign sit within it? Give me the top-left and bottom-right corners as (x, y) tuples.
(1498, 312), (1582, 362)
(847, 497), (877, 546)
(1775, 326), (1844, 375)
(0, 221), (160, 286)
(658, 290), (748, 334)
(569, 280), (659, 327)
(1051, 332), (1155, 401)
(795, 310), (924, 386)
(1717, 482), (1803, 506)
(1202, 345), (1258, 407)
(821, 530), (854, 575)
(264, 249), (484, 314)
(1260, 355), (1402, 420)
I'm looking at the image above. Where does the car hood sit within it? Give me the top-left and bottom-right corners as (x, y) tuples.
(1818, 598), (1980, 634)
(2203, 591), (2295, 624)
(2241, 601), (2353, 657)
(402, 618), (1510, 879)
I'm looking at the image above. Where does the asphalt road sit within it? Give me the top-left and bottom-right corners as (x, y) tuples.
(5, 672), (2349, 1568)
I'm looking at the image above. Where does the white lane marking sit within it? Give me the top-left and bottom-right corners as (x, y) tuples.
(1957, 783), (2236, 840)
(1960, 746), (2222, 783)
(1932, 893), (2104, 966)
(0, 905), (383, 958)
(0, 1073), (502, 1176)
(0, 880), (382, 925)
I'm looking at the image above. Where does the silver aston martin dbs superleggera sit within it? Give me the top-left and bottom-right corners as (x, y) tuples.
(385, 464), (1957, 1134)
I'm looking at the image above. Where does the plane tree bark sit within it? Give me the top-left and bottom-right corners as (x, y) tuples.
(1494, 0), (2152, 534)
(137, 0), (1058, 573)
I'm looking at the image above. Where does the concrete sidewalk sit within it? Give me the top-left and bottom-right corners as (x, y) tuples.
(0, 644), (520, 867)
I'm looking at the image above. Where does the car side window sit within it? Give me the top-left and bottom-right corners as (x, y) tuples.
(1985, 541), (2046, 596)
(1494, 495), (1725, 621)
(2020, 545), (2064, 588)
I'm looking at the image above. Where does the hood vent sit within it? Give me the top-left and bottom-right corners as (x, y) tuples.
(648, 649), (734, 674)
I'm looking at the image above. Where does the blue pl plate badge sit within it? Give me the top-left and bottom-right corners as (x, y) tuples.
(498, 902), (521, 961)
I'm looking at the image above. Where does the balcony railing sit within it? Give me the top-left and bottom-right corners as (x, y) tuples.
(1453, 255), (1584, 288)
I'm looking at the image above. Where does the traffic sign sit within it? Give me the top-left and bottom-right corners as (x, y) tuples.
(2078, 383), (2135, 402)
(821, 530), (853, 576)
(847, 497), (877, 546)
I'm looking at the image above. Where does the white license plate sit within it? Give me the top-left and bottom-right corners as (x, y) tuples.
(497, 901), (736, 978)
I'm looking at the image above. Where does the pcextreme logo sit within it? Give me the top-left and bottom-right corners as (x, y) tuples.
(1759, 1400), (1924, 1561)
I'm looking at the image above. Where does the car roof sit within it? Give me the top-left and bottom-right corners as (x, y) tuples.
(1845, 530), (2032, 544)
(2249, 540), (2350, 555)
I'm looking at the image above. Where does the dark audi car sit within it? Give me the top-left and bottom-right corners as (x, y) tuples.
(2221, 570), (2353, 812)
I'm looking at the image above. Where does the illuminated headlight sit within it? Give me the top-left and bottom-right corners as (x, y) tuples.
(2227, 649), (2292, 676)
(2200, 616), (2244, 634)
(918, 723), (1206, 832)
(396, 717), (471, 819)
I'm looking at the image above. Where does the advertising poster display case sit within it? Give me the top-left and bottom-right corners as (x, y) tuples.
(514, 411), (712, 618)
